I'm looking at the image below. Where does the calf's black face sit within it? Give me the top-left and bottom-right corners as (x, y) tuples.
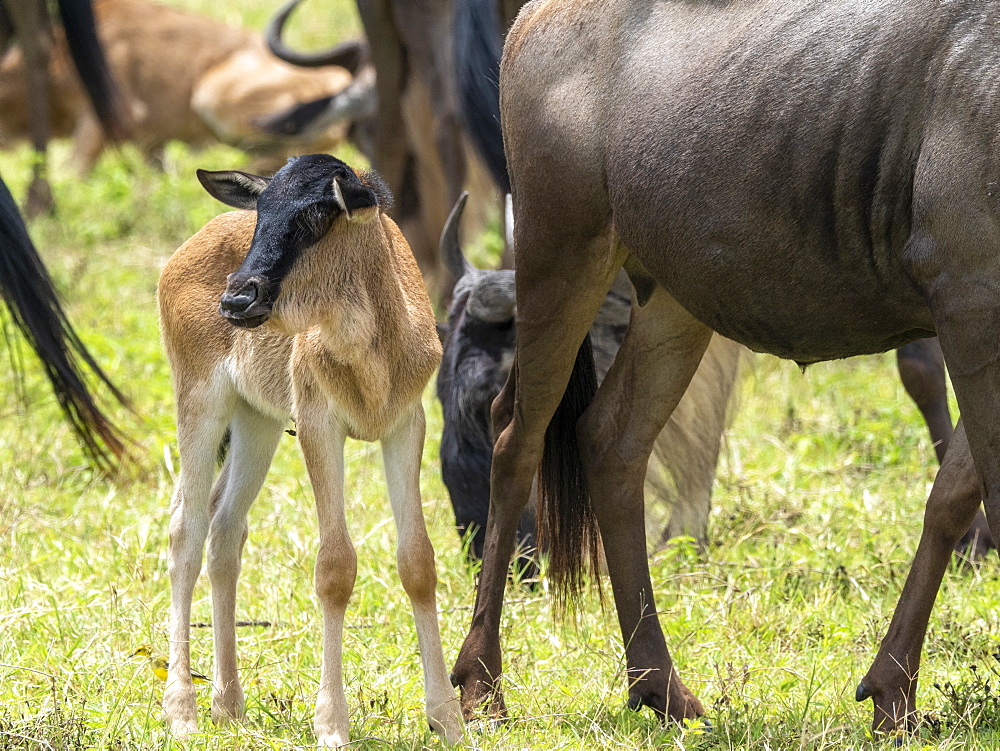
(197, 154), (380, 328)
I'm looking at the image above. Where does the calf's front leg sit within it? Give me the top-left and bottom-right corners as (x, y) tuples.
(298, 399), (355, 747)
(165, 388), (233, 738)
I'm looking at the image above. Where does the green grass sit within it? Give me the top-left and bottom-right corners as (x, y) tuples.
(2, 2), (1000, 748)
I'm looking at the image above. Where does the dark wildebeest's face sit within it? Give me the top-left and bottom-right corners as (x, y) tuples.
(437, 196), (518, 559)
(435, 194), (632, 566)
(196, 154), (379, 329)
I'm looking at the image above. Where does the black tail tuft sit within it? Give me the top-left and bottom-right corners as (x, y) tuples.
(0, 177), (129, 470)
(538, 334), (602, 611)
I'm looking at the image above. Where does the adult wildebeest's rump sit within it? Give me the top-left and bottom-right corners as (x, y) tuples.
(451, 0), (1000, 733)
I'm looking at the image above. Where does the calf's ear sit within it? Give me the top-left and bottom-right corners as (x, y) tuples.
(332, 176), (379, 220)
(197, 169), (271, 210)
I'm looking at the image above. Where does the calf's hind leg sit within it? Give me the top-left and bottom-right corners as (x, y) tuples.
(381, 403), (463, 743)
(578, 284), (712, 721)
(206, 404), (285, 725)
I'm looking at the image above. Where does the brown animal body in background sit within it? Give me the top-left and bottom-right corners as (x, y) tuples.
(0, 0), (124, 215)
(451, 0), (1000, 735)
(268, 0), (481, 298)
(157, 154), (462, 746)
(0, 0), (359, 174)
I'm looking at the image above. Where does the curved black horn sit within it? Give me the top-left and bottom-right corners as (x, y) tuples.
(266, 0), (368, 72)
(440, 192), (473, 281)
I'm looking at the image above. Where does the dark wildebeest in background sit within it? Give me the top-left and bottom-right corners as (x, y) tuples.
(437, 193), (742, 566)
(452, 0), (994, 559)
(0, 0), (123, 216)
(450, 0), (1000, 734)
(0, 0), (127, 467)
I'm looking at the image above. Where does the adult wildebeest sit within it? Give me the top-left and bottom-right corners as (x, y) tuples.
(453, 0), (995, 558)
(0, 0), (364, 176)
(0, 0), (127, 467)
(437, 193), (742, 563)
(157, 155), (463, 746)
(0, 0), (122, 215)
(450, 0), (1000, 733)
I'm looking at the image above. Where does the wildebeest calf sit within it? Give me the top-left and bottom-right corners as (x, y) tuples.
(157, 154), (463, 746)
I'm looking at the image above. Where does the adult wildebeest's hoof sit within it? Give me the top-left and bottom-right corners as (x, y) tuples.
(626, 675), (705, 723)
(856, 677), (918, 735)
(450, 668), (507, 721)
(855, 681), (871, 701)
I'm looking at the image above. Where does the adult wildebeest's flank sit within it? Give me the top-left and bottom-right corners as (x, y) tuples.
(437, 193), (742, 563)
(450, 0), (1000, 734)
(0, 0), (123, 215)
(0, 0), (363, 176)
(157, 155), (463, 746)
(450, 0), (995, 558)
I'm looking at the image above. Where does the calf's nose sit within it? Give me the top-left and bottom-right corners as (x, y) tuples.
(220, 277), (260, 313)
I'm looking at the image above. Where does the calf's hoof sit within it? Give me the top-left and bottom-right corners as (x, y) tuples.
(211, 686), (245, 726)
(162, 684), (198, 739)
(427, 697), (465, 744)
(316, 730), (350, 748)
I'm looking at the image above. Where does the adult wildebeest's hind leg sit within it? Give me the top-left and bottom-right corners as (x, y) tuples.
(381, 403), (464, 742)
(295, 389), (354, 747)
(896, 338), (993, 556)
(451, 232), (623, 718)
(578, 284), (711, 720)
(164, 381), (236, 738)
(860, 170), (1000, 730)
(206, 403), (285, 725)
(896, 339), (952, 463)
(857, 420), (981, 731)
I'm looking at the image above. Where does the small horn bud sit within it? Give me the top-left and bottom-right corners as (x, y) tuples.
(332, 178), (351, 220)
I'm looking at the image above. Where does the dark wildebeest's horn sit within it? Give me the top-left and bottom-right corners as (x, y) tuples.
(266, 0), (369, 72)
(440, 192), (473, 281)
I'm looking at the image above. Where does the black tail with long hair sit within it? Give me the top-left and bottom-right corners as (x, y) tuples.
(0, 177), (128, 469)
(55, 0), (126, 140)
(538, 334), (603, 608)
(453, 0), (509, 192)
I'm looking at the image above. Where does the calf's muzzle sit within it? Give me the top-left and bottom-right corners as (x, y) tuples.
(219, 274), (274, 328)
